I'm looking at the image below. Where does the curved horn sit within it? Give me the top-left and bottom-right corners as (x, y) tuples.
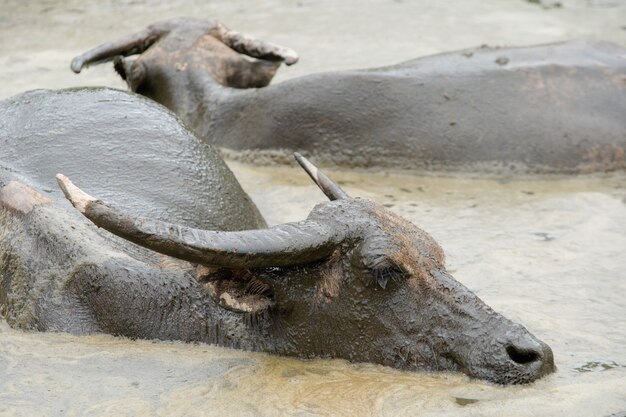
(294, 153), (349, 201)
(71, 26), (165, 73)
(56, 174), (340, 268)
(213, 22), (299, 65)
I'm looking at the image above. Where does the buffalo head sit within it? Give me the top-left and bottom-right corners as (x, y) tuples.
(56, 154), (555, 384)
(71, 17), (296, 99)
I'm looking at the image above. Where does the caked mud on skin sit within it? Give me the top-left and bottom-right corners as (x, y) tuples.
(72, 17), (626, 174)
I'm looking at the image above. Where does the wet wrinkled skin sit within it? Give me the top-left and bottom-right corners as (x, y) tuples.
(73, 17), (626, 174)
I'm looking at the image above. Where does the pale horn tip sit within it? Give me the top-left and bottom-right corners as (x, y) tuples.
(70, 57), (84, 73)
(282, 49), (299, 66)
(294, 152), (317, 177)
(293, 153), (348, 201)
(56, 174), (97, 213)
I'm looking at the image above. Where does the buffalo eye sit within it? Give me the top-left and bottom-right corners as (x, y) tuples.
(367, 264), (406, 289)
(351, 239), (407, 289)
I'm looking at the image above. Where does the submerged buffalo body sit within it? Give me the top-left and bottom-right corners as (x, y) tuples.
(1, 89), (554, 384)
(0, 88), (264, 333)
(72, 18), (626, 174)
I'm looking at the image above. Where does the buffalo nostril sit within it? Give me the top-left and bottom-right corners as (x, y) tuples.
(506, 344), (541, 365)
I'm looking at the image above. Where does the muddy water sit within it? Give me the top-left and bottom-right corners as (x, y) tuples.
(1, 0), (626, 416)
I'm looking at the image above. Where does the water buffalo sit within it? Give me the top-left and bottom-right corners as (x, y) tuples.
(0, 87), (264, 331)
(0, 88), (555, 385)
(71, 18), (626, 174)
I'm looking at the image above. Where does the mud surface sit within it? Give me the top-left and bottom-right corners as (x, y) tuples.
(1, 0), (626, 416)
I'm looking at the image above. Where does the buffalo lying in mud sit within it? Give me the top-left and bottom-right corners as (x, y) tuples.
(0, 88), (555, 385)
(71, 18), (626, 174)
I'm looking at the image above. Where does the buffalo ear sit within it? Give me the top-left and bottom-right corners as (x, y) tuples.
(197, 267), (275, 314)
(113, 56), (146, 92)
(225, 59), (281, 89)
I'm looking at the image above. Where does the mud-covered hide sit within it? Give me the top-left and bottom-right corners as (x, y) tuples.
(0, 88), (265, 334)
(74, 19), (626, 174)
(215, 40), (626, 174)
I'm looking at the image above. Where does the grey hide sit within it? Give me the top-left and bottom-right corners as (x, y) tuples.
(72, 18), (626, 174)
